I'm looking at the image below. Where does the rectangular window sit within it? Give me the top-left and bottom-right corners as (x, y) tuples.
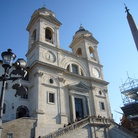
(7, 132), (13, 138)
(49, 93), (55, 103)
(100, 102), (105, 110)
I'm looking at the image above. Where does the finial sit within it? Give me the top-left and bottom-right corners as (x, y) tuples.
(124, 3), (129, 14)
(43, 2), (46, 8)
(79, 23), (84, 30)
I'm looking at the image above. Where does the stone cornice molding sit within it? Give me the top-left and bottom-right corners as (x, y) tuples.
(26, 41), (103, 69)
(29, 60), (109, 86)
(66, 82), (90, 93)
(87, 60), (103, 68)
(41, 82), (59, 89)
(96, 95), (106, 99)
(30, 60), (66, 73)
(69, 37), (84, 48)
(33, 71), (44, 77)
(69, 90), (89, 97)
(70, 35), (98, 49)
(34, 109), (44, 115)
(27, 13), (61, 31)
(90, 77), (109, 86)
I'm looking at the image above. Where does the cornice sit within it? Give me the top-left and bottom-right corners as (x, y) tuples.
(90, 77), (109, 86)
(41, 82), (59, 89)
(70, 35), (99, 49)
(87, 60), (103, 68)
(29, 60), (65, 73)
(27, 13), (61, 31)
(69, 37), (84, 48)
(26, 41), (87, 63)
(26, 41), (103, 69)
(28, 60), (108, 86)
(26, 41), (38, 57)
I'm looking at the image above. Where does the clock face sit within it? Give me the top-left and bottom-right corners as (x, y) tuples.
(45, 51), (56, 63)
(92, 68), (100, 78)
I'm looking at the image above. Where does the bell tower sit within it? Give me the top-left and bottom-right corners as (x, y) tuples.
(26, 6), (61, 66)
(25, 7), (62, 134)
(70, 25), (104, 79)
(70, 25), (100, 63)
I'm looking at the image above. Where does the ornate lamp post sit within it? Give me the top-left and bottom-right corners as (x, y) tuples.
(0, 49), (27, 137)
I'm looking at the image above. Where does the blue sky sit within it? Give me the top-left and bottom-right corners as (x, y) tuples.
(0, 0), (138, 123)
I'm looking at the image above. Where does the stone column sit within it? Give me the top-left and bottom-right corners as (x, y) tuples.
(70, 94), (75, 122)
(58, 77), (68, 124)
(86, 96), (91, 116)
(78, 66), (81, 75)
(55, 27), (60, 48)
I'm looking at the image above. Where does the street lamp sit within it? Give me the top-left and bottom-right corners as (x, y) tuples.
(1, 49), (16, 70)
(0, 49), (27, 137)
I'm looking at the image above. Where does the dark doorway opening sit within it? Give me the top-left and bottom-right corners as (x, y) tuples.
(75, 98), (83, 119)
(16, 106), (29, 119)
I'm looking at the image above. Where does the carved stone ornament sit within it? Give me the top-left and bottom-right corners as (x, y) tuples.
(58, 77), (66, 83)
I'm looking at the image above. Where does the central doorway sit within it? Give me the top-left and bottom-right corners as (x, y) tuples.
(75, 98), (83, 119)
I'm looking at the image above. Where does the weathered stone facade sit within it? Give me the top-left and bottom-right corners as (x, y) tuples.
(0, 6), (136, 138)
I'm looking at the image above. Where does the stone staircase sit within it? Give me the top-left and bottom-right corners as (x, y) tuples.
(42, 116), (137, 138)
(1, 116), (137, 138)
(2, 117), (37, 138)
(42, 116), (111, 138)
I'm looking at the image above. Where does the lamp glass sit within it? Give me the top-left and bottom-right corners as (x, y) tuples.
(2, 55), (14, 67)
(1, 49), (16, 68)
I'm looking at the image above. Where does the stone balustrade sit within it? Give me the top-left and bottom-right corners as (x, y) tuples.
(42, 116), (111, 138)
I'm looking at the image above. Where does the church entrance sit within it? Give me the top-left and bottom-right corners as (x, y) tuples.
(75, 98), (83, 120)
(16, 106), (29, 119)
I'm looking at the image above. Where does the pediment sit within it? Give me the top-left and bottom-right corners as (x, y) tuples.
(69, 35), (98, 49)
(67, 82), (90, 93)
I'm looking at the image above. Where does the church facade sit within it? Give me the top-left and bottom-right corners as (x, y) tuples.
(0, 6), (136, 138)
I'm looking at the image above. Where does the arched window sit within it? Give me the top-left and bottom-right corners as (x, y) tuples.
(72, 64), (78, 74)
(89, 47), (95, 59)
(66, 63), (85, 76)
(76, 48), (82, 57)
(67, 65), (70, 71)
(32, 29), (36, 44)
(16, 106), (29, 119)
(45, 27), (53, 43)
(81, 69), (84, 76)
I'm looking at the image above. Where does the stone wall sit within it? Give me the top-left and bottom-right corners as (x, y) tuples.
(2, 117), (36, 138)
